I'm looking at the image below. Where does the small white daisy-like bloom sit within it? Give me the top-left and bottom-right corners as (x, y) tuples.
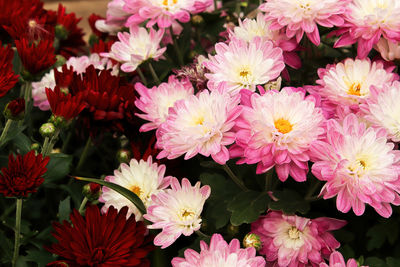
(101, 26), (166, 73)
(314, 58), (397, 110)
(135, 75), (194, 132)
(144, 177), (211, 248)
(362, 81), (400, 142)
(156, 89), (241, 164)
(99, 156), (172, 221)
(204, 37), (284, 95)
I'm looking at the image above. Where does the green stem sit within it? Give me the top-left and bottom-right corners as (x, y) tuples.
(12, 198), (22, 267)
(23, 82), (32, 112)
(78, 197), (88, 214)
(136, 67), (148, 86)
(147, 62), (160, 84)
(305, 180), (321, 200)
(222, 164), (248, 191)
(195, 230), (210, 239)
(0, 119), (12, 145)
(169, 27), (184, 66)
(213, 0), (217, 11)
(41, 137), (50, 156)
(264, 169), (273, 191)
(76, 137), (92, 173)
(41, 129), (61, 157)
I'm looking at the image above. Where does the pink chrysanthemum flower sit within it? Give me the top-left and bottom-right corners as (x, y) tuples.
(311, 114), (400, 218)
(102, 26), (166, 72)
(309, 58), (397, 118)
(252, 211), (346, 267)
(334, 0), (400, 58)
(171, 233), (266, 267)
(232, 88), (325, 182)
(144, 177), (211, 248)
(229, 13), (301, 70)
(32, 69), (56, 111)
(319, 251), (359, 267)
(156, 89), (241, 164)
(99, 156), (172, 221)
(106, 0), (131, 27)
(374, 38), (400, 61)
(204, 37), (284, 96)
(135, 75), (194, 132)
(260, 0), (349, 46)
(361, 81), (400, 142)
(123, 0), (212, 29)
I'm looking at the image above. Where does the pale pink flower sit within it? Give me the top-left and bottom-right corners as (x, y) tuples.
(66, 54), (119, 76)
(252, 211), (346, 267)
(230, 13), (301, 70)
(204, 37), (285, 96)
(32, 69), (56, 111)
(99, 156), (172, 221)
(135, 75), (194, 132)
(171, 233), (266, 267)
(374, 38), (400, 61)
(102, 26), (166, 73)
(105, 0), (131, 27)
(123, 0), (212, 29)
(319, 251), (359, 267)
(311, 114), (400, 218)
(361, 81), (400, 142)
(309, 58), (397, 118)
(232, 88), (325, 182)
(260, 0), (349, 45)
(156, 89), (241, 164)
(334, 0), (400, 58)
(95, 19), (122, 35)
(144, 177), (211, 248)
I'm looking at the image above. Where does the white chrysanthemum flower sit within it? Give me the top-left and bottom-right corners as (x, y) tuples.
(362, 81), (400, 142)
(99, 156), (172, 221)
(231, 13), (280, 42)
(32, 69), (56, 111)
(144, 177), (211, 248)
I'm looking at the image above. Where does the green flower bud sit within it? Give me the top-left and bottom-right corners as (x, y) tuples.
(49, 115), (67, 129)
(117, 149), (131, 163)
(30, 143), (40, 152)
(226, 223), (239, 236)
(54, 55), (67, 68)
(242, 233), (262, 251)
(55, 24), (69, 40)
(40, 122), (56, 137)
(191, 15), (204, 25)
(82, 183), (102, 201)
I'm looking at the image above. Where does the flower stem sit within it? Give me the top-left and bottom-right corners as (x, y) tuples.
(41, 129), (61, 157)
(305, 180), (321, 200)
(0, 119), (13, 145)
(136, 67), (148, 86)
(222, 164), (248, 191)
(169, 27), (184, 66)
(41, 137), (50, 155)
(76, 137), (92, 173)
(213, 0), (217, 11)
(264, 169), (273, 191)
(196, 230), (210, 239)
(78, 197), (88, 215)
(147, 62), (160, 84)
(12, 198), (22, 267)
(23, 82), (32, 112)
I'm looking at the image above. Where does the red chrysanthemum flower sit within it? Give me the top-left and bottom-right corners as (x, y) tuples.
(91, 39), (115, 54)
(0, 150), (49, 197)
(46, 205), (154, 266)
(4, 15), (52, 41)
(55, 4), (85, 58)
(46, 86), (86, 121)
(0, 43), (19, 97)
(4, 98), (25, 120)
(15, 38), (56, 75)
(54, 65), (75, 89)
(0, 0), (43, 30)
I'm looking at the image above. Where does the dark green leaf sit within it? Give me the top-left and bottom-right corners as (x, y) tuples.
(268, 189), (310, 214)
(58, 196), (71, 222)
(227, 190), (270, 226)
(0, 230), (13, 263)
(367, 220), (399, 251)
(25, 249), (55, 266)
(75, 177), (146, 215)
(364, 257), (386, 267)
(386, 257), (400, 267)
(13, 132), (31, 154)
(43, 153), (73, 183)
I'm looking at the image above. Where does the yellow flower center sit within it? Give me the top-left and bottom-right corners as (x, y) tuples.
(193, 116), (204, 126)
(162, 0), (177, 6)
(240, 70), (250, 78)
(28, 20), (37, 28)
(348, 82), (362, 96)
(130, 185), (142, 197)
(274, 118), (293, 134)
(181, 209), (194, 218)
(288, 226), (301, 240)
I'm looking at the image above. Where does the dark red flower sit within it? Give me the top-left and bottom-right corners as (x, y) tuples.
(46, 205), (154, 267)
(0, 0), (43, 30)
(0, 150), (49, 197)
(15, 38), (56, 75)
(4, 98), (25, 120)
(91, 39), (116, 54)
(0, 42), (19, 97)
(54, 65), (75, 89)
(55, 4), (85, 58)
(46, 86), (86, 121)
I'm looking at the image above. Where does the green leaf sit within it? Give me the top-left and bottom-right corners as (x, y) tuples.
(75, 176), (146, 215)
(13, 132), (31, 154)
(268, 189), (310, 214)
(58, 196), (71, 222)
(43, 153), (73, 183)
(227, 190), (270, 226)
(366, 220), (399, 251)
(386, 257), (400, 267)
(364, 257), (386, 267)
(25, 249), (55, 266)
(0, 230), (13, 264)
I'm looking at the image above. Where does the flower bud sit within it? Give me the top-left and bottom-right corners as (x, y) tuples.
(54, 55), (67, 68)
(82, 183), (102, 201)
(242, 233), (262, 251)
(4, 98), (25, 121)
(55, 24), (69, 40)
(191, 15), (204, 25)
(30, 143), (40, 152)
(226, 223), (239, 236)
(117, 149), (131, 163)
(40, 122), (56, 137)
(49, 114), (67, 128)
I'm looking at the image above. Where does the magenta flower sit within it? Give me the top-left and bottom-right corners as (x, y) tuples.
(311, 114), (400, 218)
(260, 0), (349, 45)
(252, 211), (346, 267)
(320, 251), (359, 267)
(232, 88), (325, 182)
(171, 233), (266, 266)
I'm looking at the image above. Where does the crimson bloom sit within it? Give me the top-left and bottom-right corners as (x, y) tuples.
(0, 150), (49, 198)
(46, 86), (86, 121)
(0, 42), (19, 97)
(15, 38), (56, 75)
(46, 205), (154, 266)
